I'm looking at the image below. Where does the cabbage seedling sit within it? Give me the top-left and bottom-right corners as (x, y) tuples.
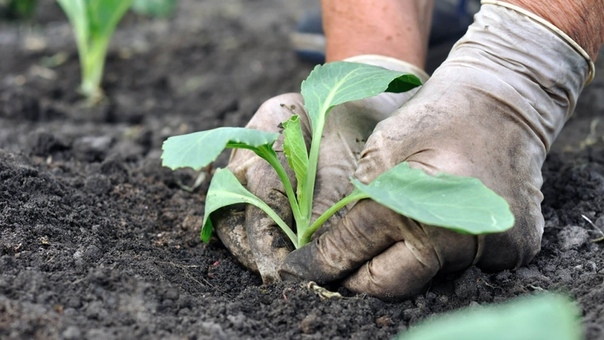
(57, 0), (134, 101)
(162, 61), (514, 248)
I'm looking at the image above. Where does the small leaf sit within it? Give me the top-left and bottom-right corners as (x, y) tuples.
(282, 115), (308, 197)
(131, 0), (176, 17)
(161, 127), (279, 171)
(398, 294), (581, 340)
(301, 61), (422, 133)
(201, 169), (297, 247)
(352, 163), (514, 234)
(386, 74), (423, 93)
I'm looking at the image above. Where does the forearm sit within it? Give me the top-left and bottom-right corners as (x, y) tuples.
(321, 0), (434, 68)
(505, 0), (604, 60)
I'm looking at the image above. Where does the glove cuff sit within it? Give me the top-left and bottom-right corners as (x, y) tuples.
(446, 3), (590, 149)
(344, 54), (430, 83)
(481, 0), (595, 84)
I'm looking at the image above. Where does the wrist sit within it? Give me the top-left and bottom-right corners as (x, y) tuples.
(447, 4), (589, 148)
(503, 0), (604, 60)
(321, 0), (433, 68)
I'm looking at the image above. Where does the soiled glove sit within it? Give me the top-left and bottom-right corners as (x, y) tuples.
(280, 3), (593, 299)
(214, 56), (429, 283)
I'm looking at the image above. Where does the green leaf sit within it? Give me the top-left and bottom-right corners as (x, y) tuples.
(352, 162), (514, 234)
(397, 294), (581, 340)
(282, 115), (308, 197)
(87, 0), (132, 38)
(386, 74), (424, 93)
(201, 168), (297, 247)
(161, 127), (279, 171)
(301, 61), (422, 133)
(131, 0), (176, 17)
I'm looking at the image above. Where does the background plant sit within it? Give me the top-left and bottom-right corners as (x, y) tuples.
(56, 0), (134, 102)
(56, 0), (176, 103)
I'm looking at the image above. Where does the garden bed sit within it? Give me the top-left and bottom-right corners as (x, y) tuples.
(1, 0), (603, 338)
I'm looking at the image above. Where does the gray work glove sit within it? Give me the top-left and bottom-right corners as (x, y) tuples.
(280, 3), (593, 299)
(214, 56), (429, 283)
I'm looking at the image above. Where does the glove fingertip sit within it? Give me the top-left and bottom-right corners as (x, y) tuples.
(279, 245), (316, 282)
(213, 207), (259, 273)
(278, 238), (345, 284)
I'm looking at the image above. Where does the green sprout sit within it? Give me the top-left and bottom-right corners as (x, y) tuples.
(161, 61), (515, 249)
(56, 0), (134, 102)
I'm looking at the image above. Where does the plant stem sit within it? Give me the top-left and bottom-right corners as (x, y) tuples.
(243, 194), (298, 249)
(260, 148), (305, 232)
(80, 36), (110, 102)
(299, 108), (331, 240)
(299, 129), (321, 227)
(299, 189), (368, 246)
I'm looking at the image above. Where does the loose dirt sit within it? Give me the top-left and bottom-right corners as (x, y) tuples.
(1, 1), (603, 339)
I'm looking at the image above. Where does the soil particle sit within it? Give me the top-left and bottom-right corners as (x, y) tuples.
(558, 225), (591, 250)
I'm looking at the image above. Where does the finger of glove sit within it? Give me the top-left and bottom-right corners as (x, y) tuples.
(213, 156), (295, 283)
(341, 221), (477, 300)
(281, 199), (476, 299)
(244, 158), (295, 284)
(281, 200), (412, 282)
(214, 205), (257, 272)
(341, 241), (438, 300)
(214, 94), (308, 281)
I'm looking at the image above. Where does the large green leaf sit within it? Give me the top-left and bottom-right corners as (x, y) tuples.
(161, 127), (279, 171)
(398, 294), (581, 340)
(201, 168), (297, 247)
(282, 115), (308, 197)
(300, 61), (422, 134)
(352, 162), (514, 234)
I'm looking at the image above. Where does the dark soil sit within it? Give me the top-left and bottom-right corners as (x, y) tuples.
(1, 1), (604, 339)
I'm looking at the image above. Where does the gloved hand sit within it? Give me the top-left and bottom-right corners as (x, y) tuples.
(214, 56), (429, 283)
(279, 3), (593, 299)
